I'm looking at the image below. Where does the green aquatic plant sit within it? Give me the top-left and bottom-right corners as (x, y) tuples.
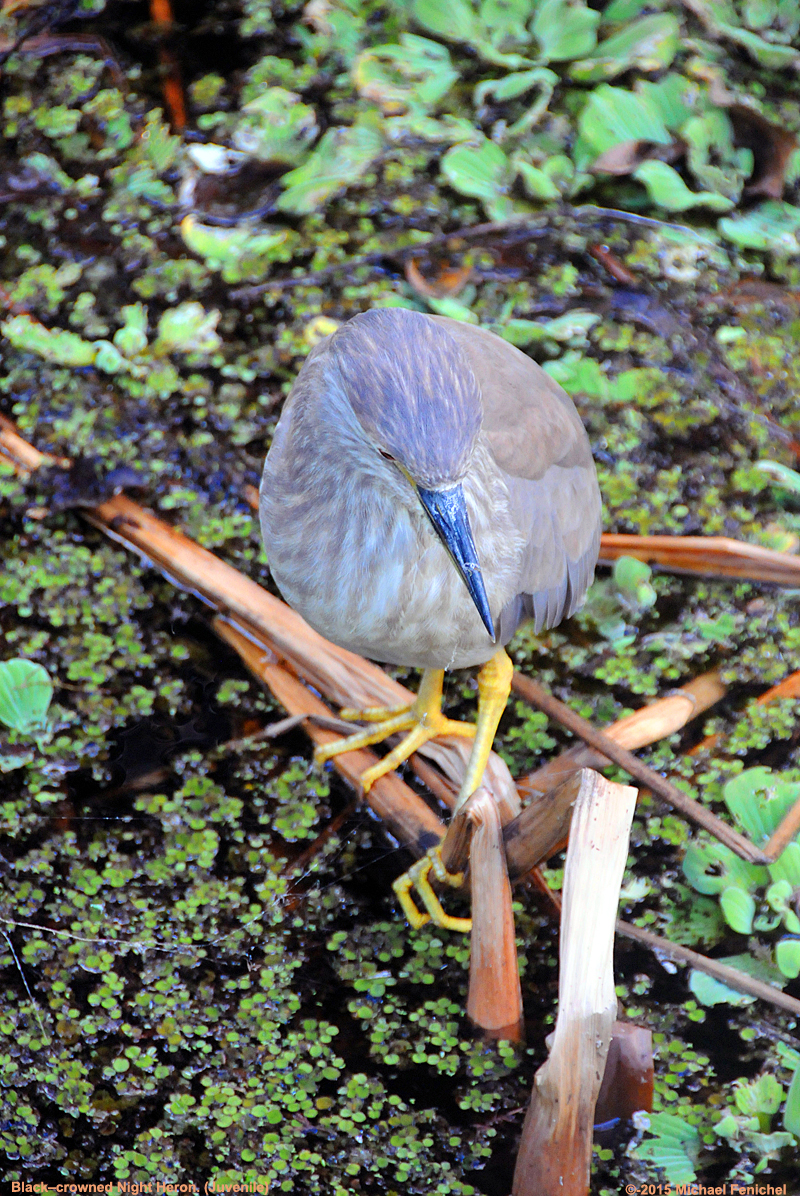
(232, 86), (319, 164)
(714, 1073), (797, 1172)
(569, 12), (681, 82)
(411, 0), (594, 68)
(683, 767), (800, 982)
(180, 216), (299, 283)
(0, 659), (53, 734)
(576, 555), (657, 642)
(635, 1111), (700, 1185)
(276, 119), (384, 214)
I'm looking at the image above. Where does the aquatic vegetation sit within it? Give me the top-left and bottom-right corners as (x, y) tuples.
(683, 767), (800, 950)
(0, 0), (798, 1189)
(0, 659), (53, 735)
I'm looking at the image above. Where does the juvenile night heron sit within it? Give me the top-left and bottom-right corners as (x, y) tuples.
(260, 307), (601, 927)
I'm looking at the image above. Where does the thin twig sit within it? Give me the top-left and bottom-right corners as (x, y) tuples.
(511, 673), (769, 864)
(618, 920), (800, 1018)
(229, 216), (550, 299)
(2, 929), (49, 1043)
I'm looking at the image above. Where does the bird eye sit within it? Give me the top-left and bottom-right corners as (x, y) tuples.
(379, 449), (395, 462)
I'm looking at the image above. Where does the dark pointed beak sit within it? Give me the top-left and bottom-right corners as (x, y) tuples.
(417, 484), (496, 642)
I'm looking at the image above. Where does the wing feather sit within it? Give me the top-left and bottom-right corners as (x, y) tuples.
(429, 316), (602, 637)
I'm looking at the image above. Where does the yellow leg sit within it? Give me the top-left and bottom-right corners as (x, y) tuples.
(453, 647), (514, 814)
(314, 668), (475, 792)
(393, 648), (514, 931)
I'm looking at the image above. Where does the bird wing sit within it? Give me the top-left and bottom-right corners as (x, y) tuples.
(429, 315), (602, 635)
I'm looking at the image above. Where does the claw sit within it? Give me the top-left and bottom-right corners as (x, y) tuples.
(314, 668), (475, 792)
(392, 845), (472, 932)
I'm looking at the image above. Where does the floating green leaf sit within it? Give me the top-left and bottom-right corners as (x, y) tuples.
(2, 313), (96, 367)
(276, 121), (383, 214)
(784, 1061), (800, 1138)
(515, 159), (561, 199)
(499, 310), (600, 346)
(682, 838), (768, 896)
(232, 87), (319, 165)
(690, 970), (755, 1008)
(720, 885), (756, 934)
(412, 0), (478, 45)
(633, 160), (735, 212)
(612, 554), (657, 609)
(180, 216), (299, 283)
(766, 879), (800, 934)
(696, 610), (739, 641)
(682, 108), (751, 202)
(113, 303), (149, 357)
(776, 937), (800, 980)
(602, 0), (655, 20)
(637, 73), (694, 131)
(515, 152), (577, 198)
(734, 1073), (784, 1132)
(354, 35), (458, 118)
(569, 13), (680, 81)
(425, 296), (479, 323)
(719, 201), (800, 252)
(634, 1113), (699, 1185)
(0, 659), (53, 734)
(689, 953), (785, 1007)
(440, 139), (517, 219)
(475, 0), (532, 57)
(577, 83), (672, 165)
(769, 842), (800, 890)
(155, 302), (221, 356)
(474, 66), (557, 106)
(723, 766), (800, 845)
(531, 0), (600, 62)
(697, 0), (800, 68)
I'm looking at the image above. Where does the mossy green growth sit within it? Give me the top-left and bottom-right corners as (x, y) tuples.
(2, 0), (800, 1189)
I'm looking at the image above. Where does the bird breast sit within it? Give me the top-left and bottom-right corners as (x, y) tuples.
(261, 426), (525, 671)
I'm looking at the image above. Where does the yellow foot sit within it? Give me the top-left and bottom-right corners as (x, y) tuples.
(393, 845), (472, 932)
(314, 668), (475, 792)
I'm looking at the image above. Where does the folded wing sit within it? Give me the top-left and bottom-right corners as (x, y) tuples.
(430, 316), (602, 637)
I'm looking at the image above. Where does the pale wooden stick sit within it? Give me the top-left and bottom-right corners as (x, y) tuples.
(464, 789), (523, 1039)
(512, 771), (637, 1196)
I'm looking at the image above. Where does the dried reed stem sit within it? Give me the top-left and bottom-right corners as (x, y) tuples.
(512, 770), (637, 1196)
(617, 920), (800, 1018)
(600, 532), (800, 585)
(464, 789), (523, 1039)
(513, 673), (766, 864)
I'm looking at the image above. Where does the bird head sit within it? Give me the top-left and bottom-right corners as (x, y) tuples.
(329, 308), (495, 641)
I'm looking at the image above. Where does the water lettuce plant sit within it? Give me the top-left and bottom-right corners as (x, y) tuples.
(0, 659), (53, 735)
(683, 767), (800, 980)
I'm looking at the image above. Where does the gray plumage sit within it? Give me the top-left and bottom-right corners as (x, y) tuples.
(260, 307), (601, 671)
